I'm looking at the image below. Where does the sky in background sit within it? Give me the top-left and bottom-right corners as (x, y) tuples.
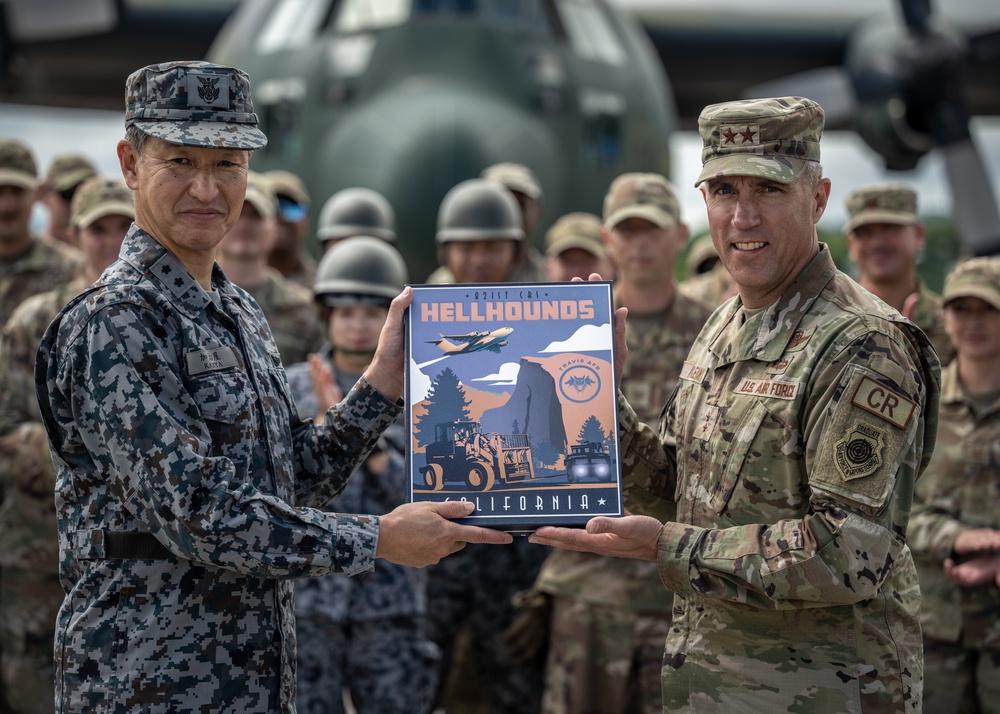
(3, 102), (998, 239)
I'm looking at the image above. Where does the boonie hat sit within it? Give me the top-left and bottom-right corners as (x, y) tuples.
(243, 171), (276, 220)
(603, 173), (680, 230)
(942, 257), (1000, 311)
(695, 96), (823, 187)
(125, 60), (267, 150)
(71, 177), (135, 229)
(843, 183), (919, 234)
(545, 213), (605, 258)
(481, 162), (543, 201)
(0, 138), (38, 190)
(45, 154), (97, 193)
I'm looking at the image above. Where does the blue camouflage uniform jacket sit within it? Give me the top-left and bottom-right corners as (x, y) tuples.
(34, 227), (401, 714)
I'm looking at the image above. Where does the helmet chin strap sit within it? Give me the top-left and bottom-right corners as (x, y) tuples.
(332, 345), (377, 358)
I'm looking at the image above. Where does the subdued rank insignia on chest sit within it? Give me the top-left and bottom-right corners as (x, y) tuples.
(785, 327), (815, 352)
(850, 375), (916, 429)
(835, 421), (884, 480)
(766, 356), (792, 375)
(186, 346), (238, 375)
(693, 404), (720, 441)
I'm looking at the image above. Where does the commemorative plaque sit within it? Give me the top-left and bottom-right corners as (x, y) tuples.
(405, 281), (623, 533)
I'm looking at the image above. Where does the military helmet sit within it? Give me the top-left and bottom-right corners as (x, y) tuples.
(313, 235), (408, 308)
(436, 179), (524, 243)
(317, 188), (397, 243)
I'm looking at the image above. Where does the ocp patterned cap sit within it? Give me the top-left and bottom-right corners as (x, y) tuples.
(481, 162), (543, 201)
(0, 138), (38, 189)
(125, 61), (267, 150)
(843, 183), (918, 234)
(695, 96), (823, 187)
(603, 173), (680, 230)
(943, 257), (1000, 311)
(45, 154), (97, 192)
(545, 212), (605, 258)
(71, 176), (134, 229)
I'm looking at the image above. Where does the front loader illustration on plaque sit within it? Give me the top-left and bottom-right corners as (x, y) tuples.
(405, 281), (623, 533)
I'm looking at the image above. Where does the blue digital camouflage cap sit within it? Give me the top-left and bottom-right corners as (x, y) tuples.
(125, 61), (267, 150)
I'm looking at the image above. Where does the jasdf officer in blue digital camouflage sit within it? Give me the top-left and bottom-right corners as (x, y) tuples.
(34, 60), (510, 714)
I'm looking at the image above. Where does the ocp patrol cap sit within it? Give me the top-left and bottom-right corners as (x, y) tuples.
(843, 183), (918, 234)
(71, 176), (134, 229)
(695, 96), (823, 187)
(125, 61), (267, 150)
(44, 154), (97, 192)
(603, 173), (681, 230)
(0, 138), (38, 190)
(942, 257), (1000, 311)
(545, 212), (605, 258)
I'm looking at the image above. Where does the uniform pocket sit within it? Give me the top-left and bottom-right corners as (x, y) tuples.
(708, 400), (768, 514)
(188, 370), (253, 425)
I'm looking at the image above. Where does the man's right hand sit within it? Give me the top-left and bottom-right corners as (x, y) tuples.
(376, 500), (513, 568)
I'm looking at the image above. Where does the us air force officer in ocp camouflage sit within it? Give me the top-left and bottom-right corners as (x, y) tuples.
(530, 96), (941, 713)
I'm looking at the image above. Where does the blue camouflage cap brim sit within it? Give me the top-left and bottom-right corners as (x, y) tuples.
(126, 61), (267, 150)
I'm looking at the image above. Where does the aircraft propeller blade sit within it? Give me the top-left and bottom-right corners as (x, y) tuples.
(740, 67), (857, 129)
(941, 138), (1000, 256)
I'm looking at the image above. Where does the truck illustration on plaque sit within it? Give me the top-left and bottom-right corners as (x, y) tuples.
(405, 282), (623, 532)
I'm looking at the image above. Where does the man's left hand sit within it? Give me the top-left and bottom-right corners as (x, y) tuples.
(363, 286), (411, 401)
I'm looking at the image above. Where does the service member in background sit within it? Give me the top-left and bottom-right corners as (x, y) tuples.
(216, 170), (324, 365)
(530, 174), (712, 714)
(264, 169), (317, 289)
(678, 232), (737, 308)
(542, 212), (614, 282)
(0, 140), (82, 711)
(287, 236), (438, 714)
(423, 180), (546, 714)
(34, 60), (510, 714)
(38, 153), (97, 248)
(907, 257), (1000, 714)
(0, 176), (134, 714)
(316, 187), (398, 254)
(530, 96), (940, 714)
(425, 178), (526, 285)
(0, 139), (82, 326)
(844, 182), (955, 364)
(481, 161), (547, 281)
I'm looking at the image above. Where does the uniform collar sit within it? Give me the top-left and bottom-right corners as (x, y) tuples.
(709, 243), (837, 364)
(117, 226), (242, 318)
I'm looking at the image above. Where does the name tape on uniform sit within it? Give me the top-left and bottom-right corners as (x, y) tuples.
(680, 361), (707, 383)
(850, 375), (915, 430)
(734, 378), (799, 400)
(186, 346), (238, 375)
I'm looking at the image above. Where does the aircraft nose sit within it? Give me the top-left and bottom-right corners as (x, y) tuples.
(314, 80), (561, 281)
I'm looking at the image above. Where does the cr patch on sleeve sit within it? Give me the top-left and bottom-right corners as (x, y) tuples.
(850, 374), (916, 429)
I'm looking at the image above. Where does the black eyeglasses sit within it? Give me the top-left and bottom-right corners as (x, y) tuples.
(57, 185), (80, 202)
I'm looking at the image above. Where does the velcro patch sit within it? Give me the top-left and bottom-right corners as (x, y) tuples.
(734, 377), (799, 400)
(834, 421), (884, 481)
(680, 361), (707, 383)
(786, 327), (815, 352)
(850, 375), (916, 429)
(186, 346), (238, 375)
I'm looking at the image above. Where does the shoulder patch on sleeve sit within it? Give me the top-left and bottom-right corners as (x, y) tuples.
(834, 421), (884, 481)
(851, 375), (916, 429)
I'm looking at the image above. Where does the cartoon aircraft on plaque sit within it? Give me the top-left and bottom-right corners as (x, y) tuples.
(428, 327), (514, 356)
